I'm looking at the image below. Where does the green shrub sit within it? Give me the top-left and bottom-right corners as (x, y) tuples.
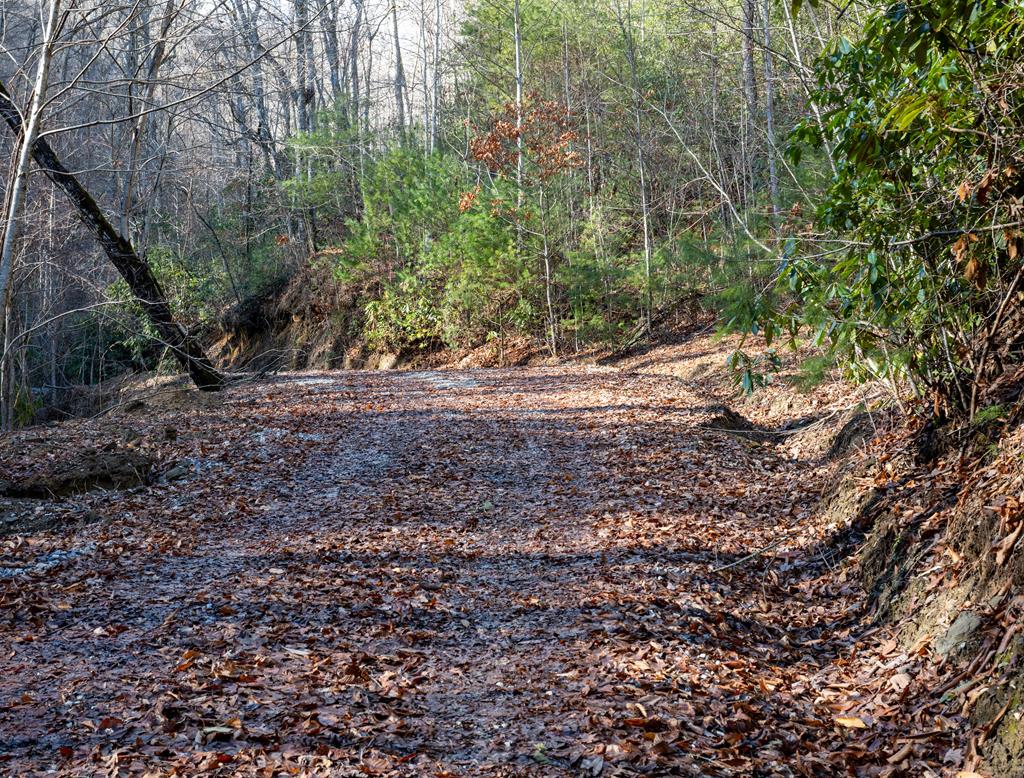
(761, 0), (1024, 416)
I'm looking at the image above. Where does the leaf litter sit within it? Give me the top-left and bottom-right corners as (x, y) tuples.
(0, 358), (980, 776)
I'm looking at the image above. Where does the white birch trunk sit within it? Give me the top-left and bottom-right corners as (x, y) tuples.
(0, 0), (62, 429)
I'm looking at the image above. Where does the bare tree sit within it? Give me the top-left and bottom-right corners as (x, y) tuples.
(741, 0), (759, 206)
(391, 0), (406, 133)
(0, 76), (223, 390)
(617, 0), (653, 336)
(0, 0), (63, 428)
(762, 0), (779, 220)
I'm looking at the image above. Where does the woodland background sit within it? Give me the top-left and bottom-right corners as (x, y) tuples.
(0, 0), (1021, 429)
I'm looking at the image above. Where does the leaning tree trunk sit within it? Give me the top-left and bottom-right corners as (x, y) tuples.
(0, 78), (224, 390)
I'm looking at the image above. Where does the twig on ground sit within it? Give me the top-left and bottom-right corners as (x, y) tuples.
(713, 535), (789, 572)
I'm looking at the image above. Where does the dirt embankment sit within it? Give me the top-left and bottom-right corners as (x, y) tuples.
(850, 415), (1024, 777)
(781, 392), (1024, 776)
(208, 264), (542, 374)
(208, 265), (362, 372)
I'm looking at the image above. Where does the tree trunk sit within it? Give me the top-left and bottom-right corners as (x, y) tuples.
(512, 0), (524, 248)
(295, 0), (309, 134)
(0, 78), (224, 391)
(321, 0), (343, 102)
(620, 0), (653, 337)
(391, 0), (407, 134)
(349, 0), (363, 132)
(0, 0), (62, 333)
(120, 0), (177, 244)
(419, 0), (430, 154)
(539, 187), (557, 357)
(305, 3), (317, 130)
(0, 0), (62, 429)
(232, 0), (288, 179)
(741, 0), (758, 203)
(782, 0), (836, 174)
(762, 0), (779, 221)
(430, 0), (441, 151)
(363, 24), (374, 136)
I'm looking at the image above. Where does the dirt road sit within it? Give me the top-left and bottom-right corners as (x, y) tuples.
(0, 367), (869, 776)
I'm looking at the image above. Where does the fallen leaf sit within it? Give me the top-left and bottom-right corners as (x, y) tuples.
(835, 716), (868, 729)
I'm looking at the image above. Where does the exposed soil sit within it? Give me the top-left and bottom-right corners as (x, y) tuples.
(1, 448), (153, 499)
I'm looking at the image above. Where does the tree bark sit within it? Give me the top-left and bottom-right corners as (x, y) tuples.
(761, 0), (779, 220)
(231, 0), (288, 179)
(391, 0), (407, 134)
(295, 0), (309, 134)
(0, 78), (224, 391)
(619, 0), (653, 337)
(321, 0), (343, 102)
(430, 0), (441, 151)
(513, 0), (523, 189)
(741, 0), (758, 203)
(119, 0), (178, 244)
(0, 0), (62, 330)
(0, 0), (63, 429)
(349, 0), (363, 131)
(419, 0), (430, 154)
(512, 0), (524, 247)
(363, 23), (374, 136)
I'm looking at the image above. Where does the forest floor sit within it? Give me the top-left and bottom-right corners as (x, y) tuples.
(0, 335), (968, 776)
